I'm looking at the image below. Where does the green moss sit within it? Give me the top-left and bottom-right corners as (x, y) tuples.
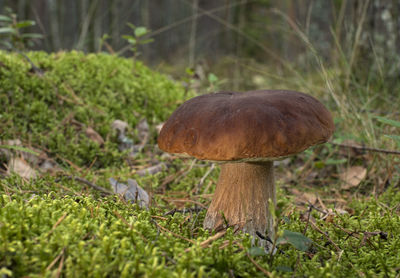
(1, 175), (400, 277)
(1, 51), (400, 277)
(0, 50), (189, 168)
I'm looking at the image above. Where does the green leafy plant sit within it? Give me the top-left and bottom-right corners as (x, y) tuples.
(98, 33), (111, 53)
(250, 199), (313, 258)
(122, 24), (153, 61)
(0, 8), (42, 50)
(276, 230), (313, 252)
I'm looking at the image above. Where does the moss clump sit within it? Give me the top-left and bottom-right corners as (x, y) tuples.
(0, 50), (189, 168)
(0, 175), (252, 278)
(2, 176), (400, 277)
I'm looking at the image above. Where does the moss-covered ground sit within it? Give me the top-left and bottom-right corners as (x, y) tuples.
(1, 51), (400, 277)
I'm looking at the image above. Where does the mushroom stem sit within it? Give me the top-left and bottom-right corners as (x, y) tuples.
(203, 161), (275, 243)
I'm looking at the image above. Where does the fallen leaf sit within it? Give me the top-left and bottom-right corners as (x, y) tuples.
(1, 139), (60, 174)
(111, 120), (134, 151)
(276, 230), (313, 252)
(111, 119), (129, 135)
(340, 166), (367, 189)
(290, 188), (318, 205)
(85, 127), (104, 145)
(136, 118), (149, 149)
(109, 178), (149, 208)
(7, 157), (37, 179)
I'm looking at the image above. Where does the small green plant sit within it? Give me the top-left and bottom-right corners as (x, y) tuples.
(0, 8), (42, 50)
(207, 73), (220, 92)
(122, 24), (153, 61)
(98, 33), (111, 53)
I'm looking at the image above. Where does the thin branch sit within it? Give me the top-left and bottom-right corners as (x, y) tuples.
(302, 205), (313, 235)
(46, 247), (65, 272)
(236, 243), (272, 277)
(18, 51), (43, 75)
(57, 176), (112, 195)
(153, 221), (195, 244)
(163, 207), (204, 216)
(195, 163), (215, 194)
(309, 221), (341, 252)
(330, 142), (400, 155)
(185, 230), (227, 252)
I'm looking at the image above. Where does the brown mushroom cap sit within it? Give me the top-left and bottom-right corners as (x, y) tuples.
(158, 90), (334, 161)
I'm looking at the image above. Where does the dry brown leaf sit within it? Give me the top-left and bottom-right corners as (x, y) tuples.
(136, 118), (149, 147)
(7, 157), (37, 179)
(85, 127), (104, 145)
(338, 139), (364, 157)
(290, 188), (318, 205)
(339, 166), (367, 189)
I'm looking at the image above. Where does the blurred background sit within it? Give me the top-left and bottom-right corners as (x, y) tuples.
(1, 0), (399, 89)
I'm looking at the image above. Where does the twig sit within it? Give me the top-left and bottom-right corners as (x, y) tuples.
(195, 163), (215, 193)
(160, 197), (207, 208)
(302, 205), (313, 235)
(185, 230), (227, 252)
(82, 157), (97, 177)
(236, 242), (272, 277)
(219, 239), (238, 250)
(330, 142), (400, 155)
(199, 230), (226, 248)
(56, 252), (65, 278)
(114, 211), (148, 242)
(332, 223), (386, 248)
(153, 221), (195, 244)
(18, 51), (44, 75)
(46, 248), (66, 271)
(151, 215), (169, 221)
(159, 159), (196, 192)
(58, 176), (112, 195)
(163, 207), (204, 216)
(308, 221), (341, 252)
(47, 213), (68, 237)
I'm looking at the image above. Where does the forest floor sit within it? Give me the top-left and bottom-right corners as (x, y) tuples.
(1, 50), (400, 277)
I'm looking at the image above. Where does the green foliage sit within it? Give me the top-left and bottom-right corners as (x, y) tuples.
(375, 116), (400, 129)
(276, 230), (313, 252)
(122, 24), (153, 60)
(0, 50), (189, 168)
(2, 175), (400, 277)
(0, 8), (42, 50)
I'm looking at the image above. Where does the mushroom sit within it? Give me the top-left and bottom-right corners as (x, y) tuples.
(157, 90), (334, 246)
